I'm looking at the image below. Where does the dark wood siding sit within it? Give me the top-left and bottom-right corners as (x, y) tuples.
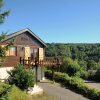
(1, 31), (45, 67)
(3, 56), (19, 67)
(1, 31), (44, 48)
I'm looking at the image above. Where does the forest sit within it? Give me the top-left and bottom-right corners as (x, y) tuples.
(45, 43), (100, 81)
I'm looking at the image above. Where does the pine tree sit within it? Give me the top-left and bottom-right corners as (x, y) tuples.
(0, 0), (10, 66)
(0, 0), (10, 24)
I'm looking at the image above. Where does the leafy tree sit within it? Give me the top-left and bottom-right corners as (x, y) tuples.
(46, 43), (100, 71)
(60, 57), (73, 72)
(78, 60), (87, 70)
(87, 60), (98, 70)
(7, 64), (35, 90)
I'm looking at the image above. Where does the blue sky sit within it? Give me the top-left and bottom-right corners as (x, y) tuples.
(0, 0), (100, 43)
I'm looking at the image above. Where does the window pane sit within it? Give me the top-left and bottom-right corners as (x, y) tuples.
(34, 48), (38, 58)
(9, 47), (16, 56)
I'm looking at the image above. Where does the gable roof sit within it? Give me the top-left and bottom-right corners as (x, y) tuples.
(0, 28), (47, 47)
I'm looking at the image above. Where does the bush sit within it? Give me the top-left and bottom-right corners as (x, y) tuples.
(0, 82), (11, 97)
(7, 64), (35, 90)
(87, 70), (96, 80)
(75, 69), (88, 79)
(60, 57), (73, 72)
(94, 68), (100, 82)
(45, 70), (100, 100)
(66, 63), (80, 76)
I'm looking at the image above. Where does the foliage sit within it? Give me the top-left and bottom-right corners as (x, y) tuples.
(46, 43), (100, 69)
(7, 64), (35, 90)
(46, 43), (100, 81)
(75, 69), (88, 79)
(87, 60), (98, 70)
(0, 0), (10, 67)
(66, 62), (80, 76)
(60, 58), (81, 76)
(0, 32), (7, 41)
(1, 85), (29, 100)
(60, 57), (73, 72)
(93, 68), (100, 82)
(45, 70), (100, 100)
(0, 82), (11, 98)
(78, 60), (87, 70)
(0, 46), (6, 57)
(0, 0), (10, 24)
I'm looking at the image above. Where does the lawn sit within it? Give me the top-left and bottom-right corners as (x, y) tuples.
(31, 93), (57, 100)
(0, 82), (57, 100)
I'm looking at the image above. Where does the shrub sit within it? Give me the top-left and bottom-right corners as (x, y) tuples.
(0, 82), (11, 97)
(7, 64), (35, 90)
(87, 70), (96, 80)
(60, 57), (73, 72)
(66, 63), (80, 76)
(75, 69), (88, 79)
(94, 68), (100, 82)
(45, 70), (100, 100)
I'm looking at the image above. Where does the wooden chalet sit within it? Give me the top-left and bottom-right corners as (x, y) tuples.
(0, 28), (47, 81)
(0, 28), (47, 67)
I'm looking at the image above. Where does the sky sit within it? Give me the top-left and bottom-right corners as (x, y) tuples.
(0, 0), (100, 43)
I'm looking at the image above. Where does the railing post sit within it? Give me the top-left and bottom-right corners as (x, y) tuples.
(52, 65), (55, 83)
(28, 57), (31, 68)
(20, 57), (22, 64)
(22, 58), (24, 65)
(35, 58), (39, 85)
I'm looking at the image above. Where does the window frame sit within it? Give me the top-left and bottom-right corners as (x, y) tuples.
(8, 46), (17, 56)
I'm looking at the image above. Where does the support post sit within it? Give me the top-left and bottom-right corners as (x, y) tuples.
(35, 58), (39, 85)
(52, 65), (54, 83)
(20, 57), (22, 64)
(22, 58), (24, 65)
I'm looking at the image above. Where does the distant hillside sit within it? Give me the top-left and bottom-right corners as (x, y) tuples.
(45, 43), (100, 62)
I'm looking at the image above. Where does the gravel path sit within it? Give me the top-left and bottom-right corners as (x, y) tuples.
(38, 81), (88, 100)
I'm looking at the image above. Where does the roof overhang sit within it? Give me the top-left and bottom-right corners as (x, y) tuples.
(0, 28), (47, 47)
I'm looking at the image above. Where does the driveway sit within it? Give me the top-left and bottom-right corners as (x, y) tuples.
(38, 81), (88, 100)
(85, 80), (100, 90)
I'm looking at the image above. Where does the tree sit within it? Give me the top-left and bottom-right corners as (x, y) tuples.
(0, 0), (10, 66)
(0, 0), (10, 24)
(0, 32), (7, 41)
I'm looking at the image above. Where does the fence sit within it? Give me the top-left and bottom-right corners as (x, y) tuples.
(19, 57), (63, 68)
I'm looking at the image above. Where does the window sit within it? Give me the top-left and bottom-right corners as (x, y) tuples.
(9, 46), (16, 56)
(30, 48), (38, 59)
(34, 48), (38, 58)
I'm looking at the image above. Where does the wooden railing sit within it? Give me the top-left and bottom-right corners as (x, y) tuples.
(19, 57), (63, 68)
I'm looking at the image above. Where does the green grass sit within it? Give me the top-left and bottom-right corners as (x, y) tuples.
(7, 86), (29, 100)
(0, 82), (57, 100)
(1, 85), (29, 100)
(31, 93), (57, 100)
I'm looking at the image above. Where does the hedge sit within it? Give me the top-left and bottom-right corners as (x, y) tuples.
(45, 70), (100, 100)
